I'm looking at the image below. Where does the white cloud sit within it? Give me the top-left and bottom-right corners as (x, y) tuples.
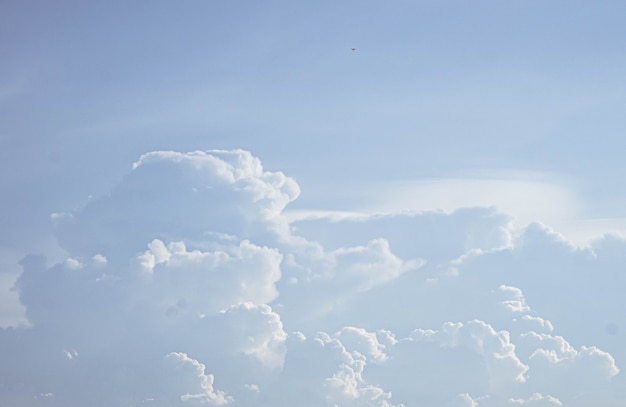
(508, 393), (563, 406)
(320, 174), (626, 248)
(332, 238), (423, 293)
(335, 327), (389, 364)
(63, 349), (78, 360)
(324, 359), (401, 407)
(522, 332), (619, 397)
(215, 302), (287, 370)
(453, 222), (626, 363)
(408, 320), (528, 391)
(276, 329), (404, 407)
(3, 149), (626, 406)
(135, 238), (282, 315)
(360, 177), (581, 231)
(498, 285), (531, 313)
(0, 271), (28, 328)
(132, 149), (300, 221)
(453, 393), (481, 407)
(287, 207), (514, 260)
(91, 253), (107, 265)
(164, 352), (233, 405)
(52, 149), (300, 260)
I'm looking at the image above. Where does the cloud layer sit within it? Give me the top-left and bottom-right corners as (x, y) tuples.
(2, 149), (625, 406)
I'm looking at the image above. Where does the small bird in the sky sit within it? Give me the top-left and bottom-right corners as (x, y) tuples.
(351, 48), (356, 51)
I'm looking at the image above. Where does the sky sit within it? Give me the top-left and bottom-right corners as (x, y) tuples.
(1, 1), (626, 405)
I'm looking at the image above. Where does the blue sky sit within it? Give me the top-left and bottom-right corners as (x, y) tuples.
(2, 1), (626, 405)
(3, 1), (626, 226)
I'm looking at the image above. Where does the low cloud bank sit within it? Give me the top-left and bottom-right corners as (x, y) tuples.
(2, 149), (624, 406)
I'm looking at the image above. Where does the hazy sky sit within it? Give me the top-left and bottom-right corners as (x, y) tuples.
(2, 1), (626, 406)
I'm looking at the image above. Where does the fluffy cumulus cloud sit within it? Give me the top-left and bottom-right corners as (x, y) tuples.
(2, 149), (626, 405)
(51, 149), (300, 259)
(508, 393), (563, 406)
(136, 238), (282, 315)
(163, 352), (233, 405)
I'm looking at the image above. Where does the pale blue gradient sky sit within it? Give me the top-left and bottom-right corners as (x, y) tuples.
(2, 0), (626, 337)
(2, 1), (625, 211)
(0, 0), (624, 286)
(6, 4), (626, 405)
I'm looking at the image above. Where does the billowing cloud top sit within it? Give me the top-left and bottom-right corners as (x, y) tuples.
(2, 149), (625, 406)
(131, 149), (301, 218)
(52, 149), (300, 259)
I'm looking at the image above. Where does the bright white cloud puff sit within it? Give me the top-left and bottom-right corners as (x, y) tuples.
(2, 149), (625, 406)
(163, 352), (233, 405)
(52, 149), (300, 260)
(136, 238), (283, 315)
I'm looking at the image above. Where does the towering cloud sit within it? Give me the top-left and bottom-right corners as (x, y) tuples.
(2, 149), (624, 406)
